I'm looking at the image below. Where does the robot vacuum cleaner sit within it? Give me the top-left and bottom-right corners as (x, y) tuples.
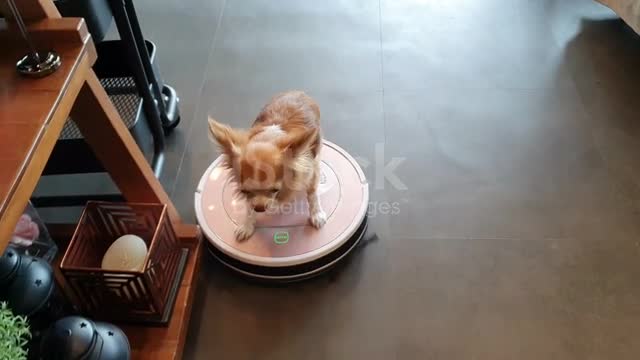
(195, 140), (369, 282)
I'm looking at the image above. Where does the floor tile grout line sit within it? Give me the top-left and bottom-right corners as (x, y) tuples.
(387, 236), (578, 242)
(169, 0), (227, 198)
(378, 0), (385, 94)
(378, 0), (387, 146)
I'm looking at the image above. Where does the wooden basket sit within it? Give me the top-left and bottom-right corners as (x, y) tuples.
(60, 202), (188, 325)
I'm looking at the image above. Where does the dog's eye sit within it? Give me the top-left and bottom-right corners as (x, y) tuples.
(239, 190), (250, 196)
(269, 188), (279, 194)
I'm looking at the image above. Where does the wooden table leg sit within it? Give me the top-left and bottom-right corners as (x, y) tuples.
(70, 71), (181, 224)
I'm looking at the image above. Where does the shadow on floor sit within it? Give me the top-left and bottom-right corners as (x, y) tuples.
(562, 17), (640, 212)
(182, 228), (381, 359)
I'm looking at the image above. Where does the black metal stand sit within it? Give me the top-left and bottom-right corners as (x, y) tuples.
(111, 0), (181, 132)
(33, 0), (181, 209)
(122, 0), (180, 132)
(109, 0), (165, 176)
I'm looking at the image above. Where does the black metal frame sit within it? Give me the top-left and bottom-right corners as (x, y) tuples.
(33, 0), (180, 209)
(109, 0), (164, 176)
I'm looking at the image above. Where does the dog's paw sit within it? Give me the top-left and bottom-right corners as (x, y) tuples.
(235, 223), (255, 241)
(309, 210), (327, 229)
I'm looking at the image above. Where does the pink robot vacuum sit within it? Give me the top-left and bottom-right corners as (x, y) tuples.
(195, 140), (369, 282)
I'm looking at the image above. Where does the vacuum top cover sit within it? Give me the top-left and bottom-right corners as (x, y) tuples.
(195, 140), (369, 267)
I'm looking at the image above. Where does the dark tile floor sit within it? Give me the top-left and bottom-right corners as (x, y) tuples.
(49, 0), (640, 358)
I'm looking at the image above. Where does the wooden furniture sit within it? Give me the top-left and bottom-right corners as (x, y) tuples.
(0, 2), (201, 359)
(52, 224), (202, 360)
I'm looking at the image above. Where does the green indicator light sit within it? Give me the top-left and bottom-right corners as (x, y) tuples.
(274, 231), (289, 244)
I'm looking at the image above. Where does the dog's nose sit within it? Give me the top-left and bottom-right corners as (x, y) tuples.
(254, 205), (266, 213)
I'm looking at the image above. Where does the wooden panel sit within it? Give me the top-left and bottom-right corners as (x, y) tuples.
(69, 72), (182, 225)
(0, 18), (96, 75)
(0, 18), (92, 252)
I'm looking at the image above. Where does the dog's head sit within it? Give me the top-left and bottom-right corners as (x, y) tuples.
(208, 117), (317, 212)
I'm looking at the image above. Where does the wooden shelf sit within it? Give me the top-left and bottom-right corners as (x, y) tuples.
(1, 3), (202, 358)
(53, 223), (202, 360)
(0, 17), (94, 253)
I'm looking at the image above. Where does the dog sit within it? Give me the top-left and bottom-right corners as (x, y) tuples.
(208, 91), (327, 241)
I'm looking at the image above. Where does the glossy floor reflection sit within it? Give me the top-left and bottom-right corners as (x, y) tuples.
(117, 0), (640, 358)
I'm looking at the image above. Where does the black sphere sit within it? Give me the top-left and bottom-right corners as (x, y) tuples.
(95, 322), (131, 360)
(40, 316), (131, 360)
(41, 316), (97, 360)
(5, 256), (54, 316)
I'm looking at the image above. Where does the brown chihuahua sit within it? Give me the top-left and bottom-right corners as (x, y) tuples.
(208, 91), (327, 241)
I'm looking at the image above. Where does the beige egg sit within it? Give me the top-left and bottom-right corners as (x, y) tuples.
(101, 234), (148, 271)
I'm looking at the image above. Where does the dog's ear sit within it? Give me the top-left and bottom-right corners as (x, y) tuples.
(208, 117), (245, 158)
(278, 127), (318, 157)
